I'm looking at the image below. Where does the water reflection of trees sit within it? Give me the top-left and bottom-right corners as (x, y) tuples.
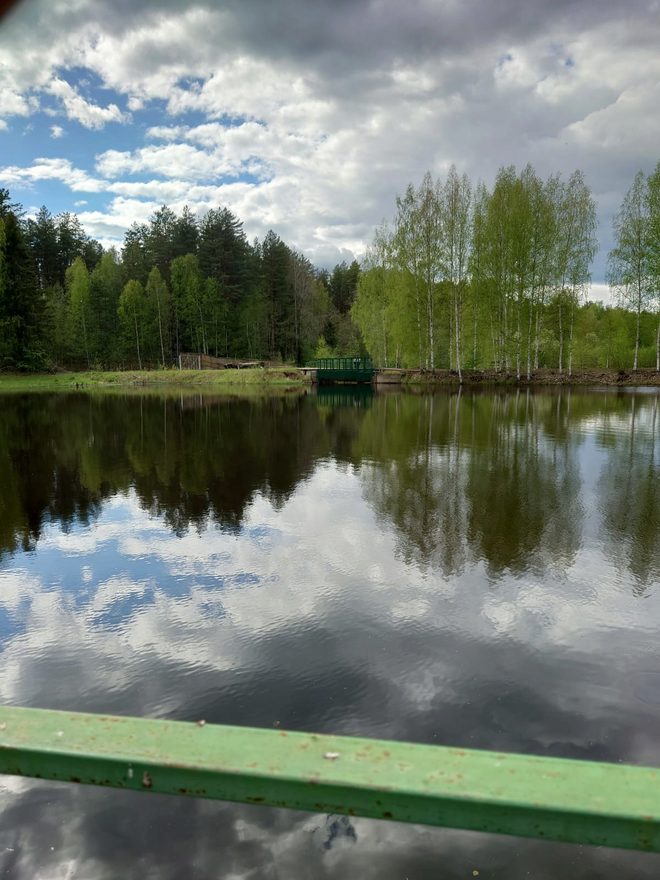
(0, 389), (657, 587)
(598, 395), (659, 592)
(0, 392), (340, 557)
(359, 389), (658, 581)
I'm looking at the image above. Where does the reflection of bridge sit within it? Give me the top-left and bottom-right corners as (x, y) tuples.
(305, 357), (375, 384)
(316, 384), (374, 408)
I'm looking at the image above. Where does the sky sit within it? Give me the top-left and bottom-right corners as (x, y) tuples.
(1, 0), (659, 294)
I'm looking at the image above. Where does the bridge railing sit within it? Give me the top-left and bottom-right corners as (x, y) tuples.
(307, 357), (373, 371)
(2, 706), (660, 852)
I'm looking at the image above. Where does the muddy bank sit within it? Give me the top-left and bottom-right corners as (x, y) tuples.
(402, 367), (660, 386)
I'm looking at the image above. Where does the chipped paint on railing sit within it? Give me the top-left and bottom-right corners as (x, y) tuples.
(1, 706), (660, 852)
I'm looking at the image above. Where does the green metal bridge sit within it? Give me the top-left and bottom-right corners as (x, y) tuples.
(2, 705), (660, 853)
(307, 356), (375, 384)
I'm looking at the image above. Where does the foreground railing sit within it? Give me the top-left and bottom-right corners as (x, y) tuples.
(1, 706), (660, 852)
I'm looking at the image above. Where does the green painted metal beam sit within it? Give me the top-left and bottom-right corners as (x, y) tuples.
(2, 706), (660, 852)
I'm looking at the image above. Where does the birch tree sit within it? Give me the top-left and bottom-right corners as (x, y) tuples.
(441, 166), (472, 381)
(554, 171), (597, 374)
(145, 267), (170, 366)
(392, 185), (425, 367)
(415, 172), (443, 370)
(608, 171), (652, 370)
(647, 162), (660, 371)
(65, 256), (92, 368)
(118, 280), (146, 369)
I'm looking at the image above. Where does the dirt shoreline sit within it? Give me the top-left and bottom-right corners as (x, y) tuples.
(401, 367), (660, 386)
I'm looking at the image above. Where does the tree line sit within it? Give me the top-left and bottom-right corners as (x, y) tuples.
(0, 189), (360, 370)
(353, 163), (660, 376)
(2, 162), (660, 373)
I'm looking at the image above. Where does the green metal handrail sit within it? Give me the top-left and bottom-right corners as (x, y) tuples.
(2, 706), (660, 852)
(307, 357), (373, 370)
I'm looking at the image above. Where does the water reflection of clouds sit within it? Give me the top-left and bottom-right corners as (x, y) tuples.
(1, 456), (659, 744)
(1, 394), (659, 878)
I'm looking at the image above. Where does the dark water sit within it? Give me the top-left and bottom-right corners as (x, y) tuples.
(0, 385), (659, 879)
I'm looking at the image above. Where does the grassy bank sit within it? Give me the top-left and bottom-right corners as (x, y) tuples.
(1, 366), (659, 393)
(0, 367), (311, 393)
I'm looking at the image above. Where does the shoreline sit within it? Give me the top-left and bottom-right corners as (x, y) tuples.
(399, 367), (660, 387)
(0, 366), (658, 392)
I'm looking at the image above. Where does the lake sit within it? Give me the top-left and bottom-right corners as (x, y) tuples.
(0, 385), (659, 879)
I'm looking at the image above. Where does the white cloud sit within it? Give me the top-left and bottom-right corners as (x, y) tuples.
(0, 1), (659, 271)
(95, 142), (251, 181)
(0, 157), (103, 192)
(46, 77), (130, 129)
(50, 123), (64, 138)
(587, 282), (613, 304)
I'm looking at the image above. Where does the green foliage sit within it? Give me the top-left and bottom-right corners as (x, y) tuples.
(65, 257), (92, 368)
(0, 210), (44, 370)
(1, 166), (659, 374)
(0, 186), (353, 370)
(314, 335), (334, 358)
(90, 251), (123, 366)
(352, 164), (622, 377)
(145, 267), (171, 366)
(118, 279), (147, 369)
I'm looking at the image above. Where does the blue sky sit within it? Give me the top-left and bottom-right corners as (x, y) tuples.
(1, 0), (660, 288)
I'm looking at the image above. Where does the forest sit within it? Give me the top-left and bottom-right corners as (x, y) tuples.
(0, 161), (659, 374)
(354, 163), (660, 377)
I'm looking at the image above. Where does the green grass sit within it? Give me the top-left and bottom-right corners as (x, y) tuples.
(0, 367), (312, 393)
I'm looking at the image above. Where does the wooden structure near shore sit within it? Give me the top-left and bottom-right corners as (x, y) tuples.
(178, 353), (265, 370)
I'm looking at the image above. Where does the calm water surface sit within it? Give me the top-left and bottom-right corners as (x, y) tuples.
(0, 386), (659, 879)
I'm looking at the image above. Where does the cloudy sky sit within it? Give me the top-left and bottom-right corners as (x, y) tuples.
(1, 0), (659, 288)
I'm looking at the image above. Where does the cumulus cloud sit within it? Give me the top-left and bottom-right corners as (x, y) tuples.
(0, 157), (104, 192)
(0, 0), (659, 270)
(49, 124), (64, 138)
(46, 77), (130, 129)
